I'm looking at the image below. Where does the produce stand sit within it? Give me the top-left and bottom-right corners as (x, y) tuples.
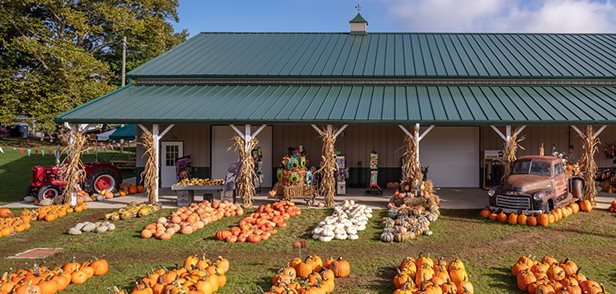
(170, 185), (225, 207)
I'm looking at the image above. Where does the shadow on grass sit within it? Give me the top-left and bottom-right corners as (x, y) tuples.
(487, 266), (518, 292)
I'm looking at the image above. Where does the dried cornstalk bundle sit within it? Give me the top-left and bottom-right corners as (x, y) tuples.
(230, 136), (258, 207)
(317, 127), (337, 207)
(402, 133), (422, 185)
(578, 126), (599, 203)
(140, 129), (158, 204)
(60, 130), (88, 204)
(503, 127), (525, 179)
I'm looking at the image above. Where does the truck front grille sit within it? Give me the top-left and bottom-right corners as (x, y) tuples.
(496, 195), (531, 210)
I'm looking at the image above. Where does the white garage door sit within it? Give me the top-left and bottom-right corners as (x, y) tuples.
(211, 126), (273, 187)
(419, 127), (479, 187)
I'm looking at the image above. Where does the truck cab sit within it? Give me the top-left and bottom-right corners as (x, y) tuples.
(488, 156), (580, 213)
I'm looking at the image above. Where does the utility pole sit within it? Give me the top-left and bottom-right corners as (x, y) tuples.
(121, 36), (127, 87)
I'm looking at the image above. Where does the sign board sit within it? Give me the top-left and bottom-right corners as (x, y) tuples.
(175, 155), (192, 181)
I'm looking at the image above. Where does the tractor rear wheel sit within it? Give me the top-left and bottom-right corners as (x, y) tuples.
(85, 169), (121, 194)
(37, 186), (61, 202)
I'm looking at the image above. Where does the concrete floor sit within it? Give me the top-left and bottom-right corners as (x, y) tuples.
(3, 187), (614, 210)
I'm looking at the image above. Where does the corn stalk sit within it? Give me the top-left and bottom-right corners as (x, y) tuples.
(230, 136), (258, 208)
(402, 131), (422, 186)
(578, 126), (599, 204)
(317, 127), (337, 207)
(140, 129), (158, 204)
(60, 129), (88, 205)
(502, 127), (525, 179)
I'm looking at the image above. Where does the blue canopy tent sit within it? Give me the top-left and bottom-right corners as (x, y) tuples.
(108, 124), (136, 141)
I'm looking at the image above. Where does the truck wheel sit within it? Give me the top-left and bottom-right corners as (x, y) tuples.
(86, 169), (121, 194)
(547, 199), (554, 212)
(37, 186), (61, 202)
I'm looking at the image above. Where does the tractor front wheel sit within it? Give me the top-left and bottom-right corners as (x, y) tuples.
(37, 186), (61, 202)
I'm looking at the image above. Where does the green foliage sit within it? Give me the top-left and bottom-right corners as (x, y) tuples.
(0, 0), (187, 133)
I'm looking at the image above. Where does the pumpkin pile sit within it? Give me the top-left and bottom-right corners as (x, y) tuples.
(311, 200), (372, 242)
(393, 254), (474, 294)
(104, 202), (161, 220)
(0, 257), (108, 293)
(141, 200), (243, 240)
(512, 255), (606, 294)
(116, 255), (230, 293)
(215, 201), (300, 243)
(0, 210), (33, 238)
(381, 180), (440, 243)
(264, 256), (350, 293)
(609, 200), (616, 212)
(34, 203), (89, 222)
(480, 200), (586, 227)
(120, 183), (144, 195)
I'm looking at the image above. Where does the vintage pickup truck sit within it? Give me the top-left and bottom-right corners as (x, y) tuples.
(488, 156), (583, 214)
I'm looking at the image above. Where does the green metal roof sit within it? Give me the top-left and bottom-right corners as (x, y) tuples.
(128, 33), (616, 79)
(349, 13), (368, 24)
(56, 84), (616, 125)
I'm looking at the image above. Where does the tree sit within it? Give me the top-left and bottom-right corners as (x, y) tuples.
(0, 0), (187, 133)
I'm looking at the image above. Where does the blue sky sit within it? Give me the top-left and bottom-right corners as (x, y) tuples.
(173, 0), (616, 36)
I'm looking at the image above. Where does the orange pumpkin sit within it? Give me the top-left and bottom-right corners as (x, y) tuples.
(128, 184), (138, 194)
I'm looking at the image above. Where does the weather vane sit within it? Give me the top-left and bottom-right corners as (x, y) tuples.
(355, 4), (362, 13)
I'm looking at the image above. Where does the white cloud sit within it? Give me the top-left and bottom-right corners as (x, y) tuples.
(388, 0), (616, 32)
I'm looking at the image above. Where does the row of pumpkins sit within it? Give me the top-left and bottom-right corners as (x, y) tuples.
(512, 256), (605, 294)
(609, 200), (616, 212)
(215, 201), (300, 243)
(264, 256), (350, 294)
(0, 203), (89, 239)
(141, 200), (243, 240)
(310, 200), (372, 242)
(480, 200), (589, 227)
(115, 255), (230, 294)
(0, 210), (33, 239)
(0, 257), (108, 294)
(393, 254), (473, 294)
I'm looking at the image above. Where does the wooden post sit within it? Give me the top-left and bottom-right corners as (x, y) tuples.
(311, 124), (347, 207)
(490, 125), (526, 179)
(152, 124), (159, 202)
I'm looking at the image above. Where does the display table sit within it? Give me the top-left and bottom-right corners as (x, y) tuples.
(171, 185), (225, 207)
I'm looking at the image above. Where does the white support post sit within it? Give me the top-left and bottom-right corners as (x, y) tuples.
(311, 124), (324, 136)
(252, 124), (267, 139)
(138, 124), (148, 133)
(571, 125), (583, 137)
(152, 124), (160, 203)
(327, 124), (333, 136)
(159, 124), (175, 139)
(505, 125), (512, 141)
(418, 125), (435, 142)
(414, 124), (420, 162)
(398, 125), (412, 138)
(245, 124), (251, 151)
(513, 125), (526, 137)
(594, 125), (607, 137)
(490, 125), (507, 141)
(229, 124), (244, 138)
(333, 124), (348, 138)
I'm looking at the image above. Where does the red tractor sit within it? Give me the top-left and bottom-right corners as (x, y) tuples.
(30, 163), (122, 201)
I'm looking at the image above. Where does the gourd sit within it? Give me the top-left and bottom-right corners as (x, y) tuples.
(311, 201), (372, 241)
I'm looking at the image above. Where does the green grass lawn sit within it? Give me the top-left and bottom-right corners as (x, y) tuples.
(0, 207), (613, 293)
(0, 142), (135, 203)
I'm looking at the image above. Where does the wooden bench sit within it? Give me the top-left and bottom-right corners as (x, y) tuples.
(170, 185), (225, 207)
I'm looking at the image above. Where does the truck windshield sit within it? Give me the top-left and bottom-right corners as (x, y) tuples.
(512, 160), (551, 176)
